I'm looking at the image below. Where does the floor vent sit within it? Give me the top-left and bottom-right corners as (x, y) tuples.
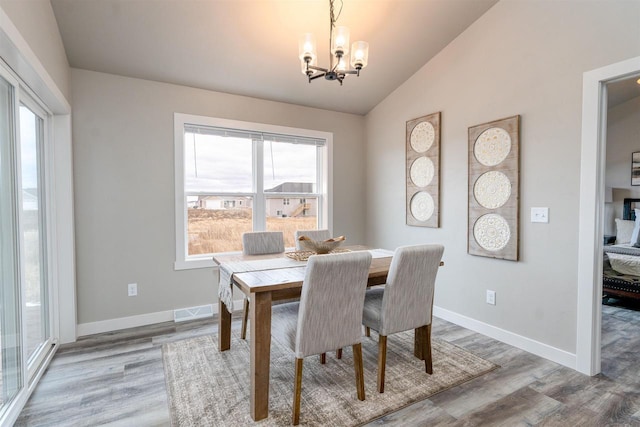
(174, 304), (214, 322)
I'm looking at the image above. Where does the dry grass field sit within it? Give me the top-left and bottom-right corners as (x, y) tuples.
(188, 208), (317, 254)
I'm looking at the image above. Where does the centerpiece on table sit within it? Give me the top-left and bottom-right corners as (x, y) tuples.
(297, 235), (346, 254)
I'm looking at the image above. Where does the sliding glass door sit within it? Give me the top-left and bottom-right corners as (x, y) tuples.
(19, 102), (50, 368)
(0, 72), (23, 413)
(0, 62), (55, 421)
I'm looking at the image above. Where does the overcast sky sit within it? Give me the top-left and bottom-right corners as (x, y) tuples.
(185, 133), (317, 193)
(19, 105), (39, 190)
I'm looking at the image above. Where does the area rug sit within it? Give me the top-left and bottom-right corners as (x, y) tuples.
(162, 331), (498, 426)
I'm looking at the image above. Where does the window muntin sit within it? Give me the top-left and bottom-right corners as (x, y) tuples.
(175, 114), (331, 268)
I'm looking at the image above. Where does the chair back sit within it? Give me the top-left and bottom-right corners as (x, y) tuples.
(380, 244), (444, 336)
(294, 229), (331, 250)
(242, 231), (285, 255)
(295, 251), (372, 358)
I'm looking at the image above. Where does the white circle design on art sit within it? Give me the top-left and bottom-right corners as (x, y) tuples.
(473, 214), (511, 251)
(473, 171), (512, 209)
(474, 127), (511, 166)
(410, 122), (435, 153)
(410, 157), (435, 187)
(410, 191), (435, 222)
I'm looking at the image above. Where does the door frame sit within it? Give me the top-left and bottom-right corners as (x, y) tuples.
(577, 56), (640, 375)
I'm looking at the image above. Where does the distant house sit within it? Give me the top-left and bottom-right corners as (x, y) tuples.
(265, 182), (317, 218)
(195, 196), (252, 210)
(189, 183), (316, 217)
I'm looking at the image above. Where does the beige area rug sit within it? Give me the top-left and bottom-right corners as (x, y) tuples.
(162, 331), (498, 426)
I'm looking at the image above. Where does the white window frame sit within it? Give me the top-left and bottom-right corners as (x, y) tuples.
(174, 113), (333, 270)
(18, 90), (57, 378)
(0, 60), (61, 426)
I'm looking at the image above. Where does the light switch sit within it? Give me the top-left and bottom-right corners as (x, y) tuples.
(531, 207), (549, 223)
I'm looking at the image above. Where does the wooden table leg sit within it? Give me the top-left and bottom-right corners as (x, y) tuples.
(218, 299), (232, 351)
(250, 292), (272, 421)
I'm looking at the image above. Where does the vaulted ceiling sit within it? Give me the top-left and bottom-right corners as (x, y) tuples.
(51, 0), (498, 115)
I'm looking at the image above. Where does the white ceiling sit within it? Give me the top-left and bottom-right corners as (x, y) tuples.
(50, 0), (498, 115)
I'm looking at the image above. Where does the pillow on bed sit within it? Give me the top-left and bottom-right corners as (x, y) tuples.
(615, 218), (636, 244)
(606, 252), (640, 276)
(632, 209), (640, 247)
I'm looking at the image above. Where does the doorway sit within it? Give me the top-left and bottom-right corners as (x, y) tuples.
(577, 56), (640, 375)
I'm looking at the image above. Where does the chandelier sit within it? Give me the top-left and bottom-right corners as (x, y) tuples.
(298, 0), (369, 85)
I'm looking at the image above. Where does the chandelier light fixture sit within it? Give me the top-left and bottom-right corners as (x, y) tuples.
(298, 0), (369, 85)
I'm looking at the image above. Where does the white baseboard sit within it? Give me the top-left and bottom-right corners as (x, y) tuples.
(76, 300), (245, 338)
(433, 306), (577, 370)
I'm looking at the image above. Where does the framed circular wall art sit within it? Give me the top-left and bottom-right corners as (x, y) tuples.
(406, 112), (441, 227)
(468, 115), (520, 261)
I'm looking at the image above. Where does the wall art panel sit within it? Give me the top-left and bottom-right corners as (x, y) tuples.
(406, 112), (440, 227)
(468, 115), (520, 260)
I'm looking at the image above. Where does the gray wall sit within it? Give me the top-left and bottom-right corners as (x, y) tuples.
(364, 0), (640, 353)
(71, 69), (366, 325)
(605, 96), (640, 235)
(0, 0), (70, 101)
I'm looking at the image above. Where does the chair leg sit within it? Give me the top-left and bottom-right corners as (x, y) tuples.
(293, 358), (303, 425)
(240, 297), (249, 340)
(352, 343), (365, 401)
(320, 353), (326, 364)
(365, 326), (371, 337)
(377, 335), (387, 393)
(425, 324), (433, 375)
(336, 348), (342, 359)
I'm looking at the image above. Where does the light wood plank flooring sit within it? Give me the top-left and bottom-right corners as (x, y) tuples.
(15, 300), (640, 426)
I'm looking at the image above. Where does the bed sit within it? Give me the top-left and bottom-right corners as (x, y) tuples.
(603, 198), (640, 301)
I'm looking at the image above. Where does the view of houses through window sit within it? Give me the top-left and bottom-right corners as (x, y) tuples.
(179, 117), (327, 256)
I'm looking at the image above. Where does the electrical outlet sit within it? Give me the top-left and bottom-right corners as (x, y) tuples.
(128, 283), (137, 297)
(486, 290), (496, 305)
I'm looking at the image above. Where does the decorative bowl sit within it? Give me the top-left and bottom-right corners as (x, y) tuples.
(297, 235), (346, 254)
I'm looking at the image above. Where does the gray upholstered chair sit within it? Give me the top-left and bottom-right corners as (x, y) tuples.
(294, 229), (331, 250)
(271, 251), (372, 425)
(362, 244), (444, 393)
(240, 231), (285, 339)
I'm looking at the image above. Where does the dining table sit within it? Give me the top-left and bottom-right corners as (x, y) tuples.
(213, 245), (432, 421)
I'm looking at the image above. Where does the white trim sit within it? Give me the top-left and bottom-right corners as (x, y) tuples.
(0, 6), (69, 114)
(76, 300), (246, 337)
(433, 306), (576, 369)
(576, 56), (640, 375)
(175, 258), (217, 270)
(173, 112), (333, 269)
(51, 114), (76, 343)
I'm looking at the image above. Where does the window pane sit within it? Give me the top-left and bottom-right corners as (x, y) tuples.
(187, 196), (253, 254)
(266, 197), (318, 248)
(264, 141), (317, 193)
(185, 132), (252, 193)
(19, 105), (48, 363)
(0, 76), (22, 407)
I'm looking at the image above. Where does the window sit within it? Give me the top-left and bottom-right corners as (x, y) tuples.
(174, 114), (332, 269)
(0, 62), (57, 423)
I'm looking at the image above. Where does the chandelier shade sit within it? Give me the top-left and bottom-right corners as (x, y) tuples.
(298, 0), (369, 85)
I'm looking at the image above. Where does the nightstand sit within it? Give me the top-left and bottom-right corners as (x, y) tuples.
(604, 235), (616, 245)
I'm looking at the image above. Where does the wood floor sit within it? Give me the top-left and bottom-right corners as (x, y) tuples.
(15, 300), (640, 426)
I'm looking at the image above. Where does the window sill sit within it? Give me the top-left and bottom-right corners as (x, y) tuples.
(174, 258), (219, 271)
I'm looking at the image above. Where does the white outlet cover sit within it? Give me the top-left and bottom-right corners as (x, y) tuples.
(531, 207), (549, 223)
(486, 290), (496, 305)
